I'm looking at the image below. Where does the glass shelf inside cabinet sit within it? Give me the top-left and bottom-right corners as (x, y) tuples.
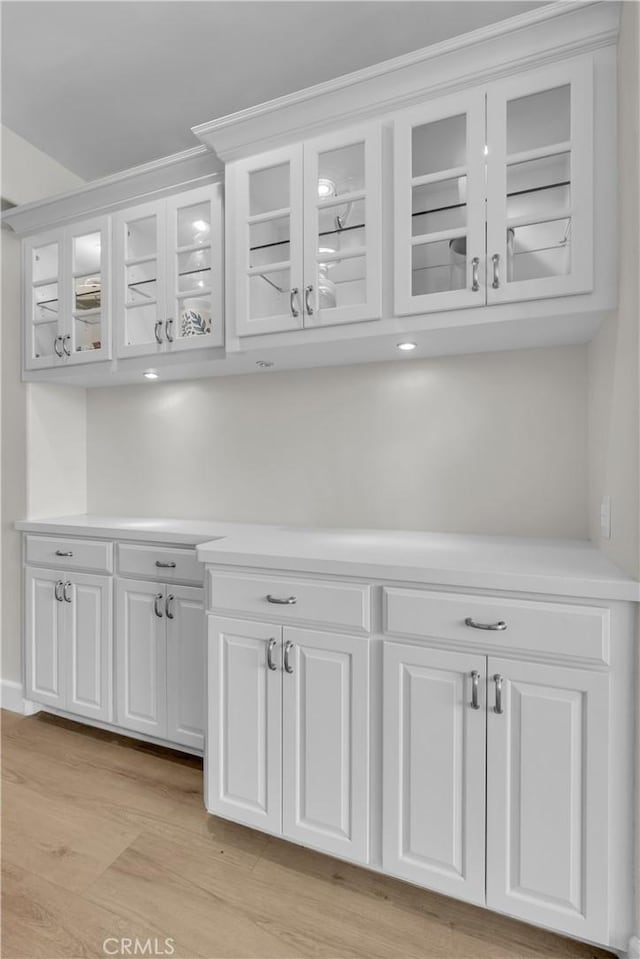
(173, 199), (214, 341)
(72, 231), (104, 352)
(504, 84), (572, 283)
(247, 161), (294, 320)
(124, 215), (160, 347)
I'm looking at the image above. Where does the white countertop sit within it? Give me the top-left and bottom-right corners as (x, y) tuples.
(15, 514), (640, 602)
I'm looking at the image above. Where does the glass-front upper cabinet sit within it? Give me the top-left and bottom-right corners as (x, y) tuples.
(230, 125), (381, 338)
(114, 184), (223, 358)
(394, 89), (486, 316)
(303, 125), (381, 328)
(486, 58), (593, 304)
(23, 217), (111, 370)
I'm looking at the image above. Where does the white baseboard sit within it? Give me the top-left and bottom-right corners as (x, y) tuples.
(0, 680), (40, 715)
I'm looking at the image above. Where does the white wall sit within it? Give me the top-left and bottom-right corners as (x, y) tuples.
(587, 1), (640, 579)
(87, 346), (589, 539)
(1, 125), (86, 685)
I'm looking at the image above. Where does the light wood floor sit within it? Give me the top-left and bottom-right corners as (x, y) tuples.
(1, 710), (612, 959)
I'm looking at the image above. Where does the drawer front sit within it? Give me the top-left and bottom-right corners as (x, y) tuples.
(209, 571), (371, 633)
(25, 535), (113, 574)
(384, 588), (610, 664)
(118, 544), (202, 584)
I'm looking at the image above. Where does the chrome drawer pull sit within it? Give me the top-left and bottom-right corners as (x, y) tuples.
(470, 670), (480, 710)
(465, 617), (507, 631)
(471, 257), (480, 292)
(166, 318), (174, 343)
(290, 288), (300, 318)
(154, 320), (164, 344)
(166, 594), (175, 620)
(154, 593), (164, 618)
(284, 641), (294, 674)
(54, 336), (64, 358)
(155, 561), (177, 568)
(62, 334), (71, 357)
(267, 638), (278, 672)
(63, 582), (72, 603)
(266, 594), (296, 605)
(494, 674), (504, 715)
(492, 253), (500, 289)
(54, 580), (64, 602)
(55, 550), (73, 557)
(304, 284), (314, 316)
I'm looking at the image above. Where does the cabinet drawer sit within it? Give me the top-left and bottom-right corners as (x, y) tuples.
(209, 571), (371, 633)
(25, 535), (113, 574)
(118, 544), (202, 584)
(383, 588), (610, 664)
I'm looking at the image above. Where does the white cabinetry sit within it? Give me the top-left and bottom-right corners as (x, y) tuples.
(394, 57), (593, 316)
(228, 123), (381, 338)
(24, 217), (111, 370)
(208, 616), (370, 864)
(25, 566), (112, 722)
(382, 643), (487, 905)
(116, 578), (205, 749)
(114, 184), (224, 358)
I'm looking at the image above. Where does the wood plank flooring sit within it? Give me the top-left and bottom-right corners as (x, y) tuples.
(1, 710), (612, 959)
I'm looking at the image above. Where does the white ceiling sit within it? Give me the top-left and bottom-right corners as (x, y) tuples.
(2, 1), (547, 182)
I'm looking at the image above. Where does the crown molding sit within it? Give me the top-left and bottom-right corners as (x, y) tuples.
(2, 144), (223, 236)
(193, 1), (620, 163)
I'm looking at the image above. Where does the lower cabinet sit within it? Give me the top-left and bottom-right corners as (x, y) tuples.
(116, 578), (205, 749)
(25, 566), (112, 722)
(383, 641), (610, 943)
(208, 616), (370, 864)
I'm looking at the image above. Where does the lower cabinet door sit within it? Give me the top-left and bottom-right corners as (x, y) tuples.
(116, 578), (167, 738)
(382, 642), (487, 904)
(486, 658), (609, 942)
(65, 572), (113, 722)
(24, 567), (65, 708)
(282, 628), (370, 864)
(207, 617), (282, 834)
(166, 586), (205, 750)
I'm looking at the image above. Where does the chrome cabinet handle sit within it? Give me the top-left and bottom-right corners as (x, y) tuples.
(267, 638), (278, 672)
(165, 594), (174, 619)
(63, 581), (72, 603)
(290, 288), (300, 318)
(54, 336), (63, 358)
(166, 318), (174, 343)
(470, 670), (481, 710)
(154, 593), (164, 618)
(465, 617), (507, 631)
(492, 253), (500, 289)
(154, 320), (164, 344)
(55, 550), (73, 557)
(494, 674), (504, 715)
(283, 641), (294, 674)
(471, 257), (480, 292)
(266, 594), (296, 605)
(62, 334), (71, 357)
(304, 284), (314, 315)
(54, 580), (64, 602)
(155, 560), (176, 569)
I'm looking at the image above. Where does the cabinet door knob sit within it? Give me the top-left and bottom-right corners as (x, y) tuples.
(54, 580), (64, 602)
(283, 641), (295, 674)
(166, 318), (174, 343)
(154, 593), (164, 618)
(154, 320), (164, 344)
(493, 674), (505, 715)
(304, 285), (315, 316)
(165, 594), (175, 620)
(63, 581), (72, 603)
(266, 594), (296, 605)
(267, 638), (278, 671)
(55, 550), (73, 557)
(470, 670), (481, 709)
(465, 617), (507, 631)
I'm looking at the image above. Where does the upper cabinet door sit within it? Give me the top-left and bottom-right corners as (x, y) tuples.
(24, 229), (66, 370)
(114, 199), (167, 358)
(230, 145), (304, 337)
(486, 657), (609, 942)
(394, 89), (486, 316)
(164, 185), (224, 352)
(282, 627), (370, 864)
(66, 216), (111, 365)
(302, 124), (382, 327)
(485, 57), (593, 304)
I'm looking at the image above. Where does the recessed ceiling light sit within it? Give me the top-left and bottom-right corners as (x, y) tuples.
(256, 360), (274, 368)
(397, 342), (417, 351)
(317, 178), (336, 199)
(143, 369), (159, 379)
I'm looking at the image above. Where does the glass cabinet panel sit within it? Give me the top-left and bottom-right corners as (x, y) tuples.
(70, 227), (105, 355)
(121, 209), (162, 350)
(27, 235), (63, 367)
